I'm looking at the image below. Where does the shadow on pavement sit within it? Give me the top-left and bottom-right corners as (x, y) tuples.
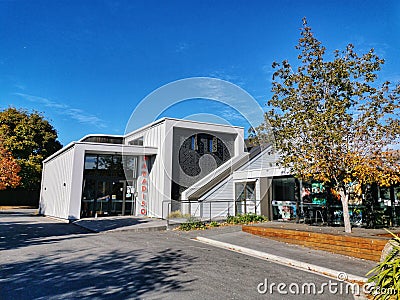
(0, 212), (91, 251)
(73, 217), (156, 232)
(1, 248), (196, 299)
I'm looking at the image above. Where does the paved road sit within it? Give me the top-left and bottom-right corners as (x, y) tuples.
(0, 211), (368, 299)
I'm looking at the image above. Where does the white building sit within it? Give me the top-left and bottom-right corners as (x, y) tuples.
(39, 118), (261, 221)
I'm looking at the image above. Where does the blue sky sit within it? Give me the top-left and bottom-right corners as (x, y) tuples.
(1, 0), (399, 145)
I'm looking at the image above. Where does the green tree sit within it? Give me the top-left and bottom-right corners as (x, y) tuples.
(0, 107), (62, 190)
(259, 18), (400, 233)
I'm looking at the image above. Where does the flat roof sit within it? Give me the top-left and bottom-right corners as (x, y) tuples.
(46, 118), (244, 163)
(78, 134), (123, 142)
(124, 117), (244, 139)
(43, 142), (158, 164)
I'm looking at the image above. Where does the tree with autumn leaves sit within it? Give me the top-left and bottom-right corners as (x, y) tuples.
(0, 108), (62, 191)
(259, 18), (400, 233)
(0, 143), (21, 190)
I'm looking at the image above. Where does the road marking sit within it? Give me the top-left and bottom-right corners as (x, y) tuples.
(194, 236), (368, 283)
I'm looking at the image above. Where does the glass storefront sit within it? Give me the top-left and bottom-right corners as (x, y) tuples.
(81, 154), (139, 218)
(268, 177), (397, 226)
(272, 177), (297, 220)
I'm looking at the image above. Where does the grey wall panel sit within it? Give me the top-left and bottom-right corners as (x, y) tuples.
(40, 146), (75, 219)
(144, 123), (167, 218)
(191, 201), (234, 219)
(200, 176), (234, 201)
(68, 145), (85, 219)
(172, 127), (236, 200)
(238, 150), (276, 171)
(123, 122), (167, 218)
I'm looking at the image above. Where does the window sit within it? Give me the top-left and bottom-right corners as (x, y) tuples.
(84, 155), (98, 169)
(190, 135), (198, 150)
(129, 137), (143, 146)
(212, 137), (217, 152)
(273, 177), (295, 201)
(97, 155), (113, 170)
(123, 156), (138, 180)
(235, 181), (256, 215)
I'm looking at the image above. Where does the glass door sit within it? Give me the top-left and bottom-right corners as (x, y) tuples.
(95, 180), (111, 216)
(81, 178), (96, 217)
(81, 177), (138, 217)
(123, 180), (135, 216)
(110, 181), (124, 215)
(235, 182), (256, 215)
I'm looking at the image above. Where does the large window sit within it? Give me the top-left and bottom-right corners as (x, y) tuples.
(273, 177), (295, 201)
(301, 182), (327, 205)
(272, 177), (297, 220)
(81, 154), (139, 218)
(83, 154), (138, 178)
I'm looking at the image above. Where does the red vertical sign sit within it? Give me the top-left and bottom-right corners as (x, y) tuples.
(138, 156), (149, 216)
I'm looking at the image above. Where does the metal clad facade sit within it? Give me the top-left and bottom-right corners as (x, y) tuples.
(200, 176), (234, 201)
(125, 122), (168, 218)
(189, 176), (235, 218)
(148, 122), (167, 218)
(238, 150), (276, 171)
(40, 146), (75, 219)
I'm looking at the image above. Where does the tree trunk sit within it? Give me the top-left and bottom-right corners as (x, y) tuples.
(339, 190), (352, 233)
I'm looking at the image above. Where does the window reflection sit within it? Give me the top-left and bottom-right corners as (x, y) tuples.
(84, 155), (97, 170)
(98, 154), (113, 170)
(81, 154), (139, 218)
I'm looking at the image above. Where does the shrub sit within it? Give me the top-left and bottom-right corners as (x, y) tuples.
(367, 230), (400, 299)
(226, 213), (268, 225)
(209, 221), (220, 227)
(179, 220), (206, 231)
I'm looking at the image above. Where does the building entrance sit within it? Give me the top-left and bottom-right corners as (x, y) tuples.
(81, 178), (136, 217)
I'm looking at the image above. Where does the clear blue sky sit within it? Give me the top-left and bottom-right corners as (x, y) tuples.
(1, 0), (399, 145)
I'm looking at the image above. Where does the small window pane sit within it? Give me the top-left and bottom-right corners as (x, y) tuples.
(84, 155), (98, 170)
(123, 156), (138, 180)
(98, 155), (113, 170)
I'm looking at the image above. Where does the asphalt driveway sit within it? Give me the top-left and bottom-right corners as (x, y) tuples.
(0, 210), (362, 299)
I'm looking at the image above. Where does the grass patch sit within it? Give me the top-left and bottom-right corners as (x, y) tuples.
(167, 210), (191, 219)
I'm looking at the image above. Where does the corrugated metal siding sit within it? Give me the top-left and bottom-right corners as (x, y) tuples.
(40, 147), (74, 219)
(145, 123), (166, 218)
(190, 201), (234, 219)
(200, 175), (234, 201)
(124, 123), (166, 218)
(190, 175), (235, 218)
(238, 150), (276, 171)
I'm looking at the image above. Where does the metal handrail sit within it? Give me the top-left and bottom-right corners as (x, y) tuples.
(161, 199), (257, 225)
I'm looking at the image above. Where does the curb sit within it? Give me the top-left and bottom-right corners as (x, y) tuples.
(72, 222), (167, 233)
(194, 236), (368, 284)
(103, 225), (167, 233)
